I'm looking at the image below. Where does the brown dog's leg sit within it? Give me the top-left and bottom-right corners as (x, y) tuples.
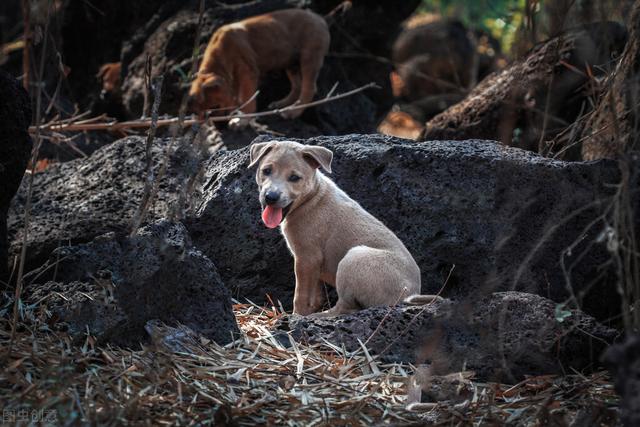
(237, 62), (259, 114)
(269, 69), (301, 110)
(293, 260), (323, 315)
(230, 65), (258, 128)
(281, 52), (324, 119)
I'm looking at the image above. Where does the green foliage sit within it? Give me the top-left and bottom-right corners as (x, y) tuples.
(419, 0), (626, 55)
(419, 0), (527, 52)
(554, 303), (573, 323)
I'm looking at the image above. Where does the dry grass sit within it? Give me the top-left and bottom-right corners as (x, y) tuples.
(0, 301), (619, 426)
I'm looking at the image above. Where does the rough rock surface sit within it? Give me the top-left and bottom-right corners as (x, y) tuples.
(0, 70), (32, 284)
(290, 292), (617, 383)
(604, 334), (640, 427)
(24, 220), (238, 348)
(9, 134), (624, 320)
(8, 135), (202, 272)
(190, 134), (622, 319)
(421, 22), (628, 159)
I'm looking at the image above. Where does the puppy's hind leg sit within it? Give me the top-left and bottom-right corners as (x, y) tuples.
(309, 248), (366, 318)
(314, 246), (414, 318)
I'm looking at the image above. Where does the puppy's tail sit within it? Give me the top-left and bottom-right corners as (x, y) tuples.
(403, 294), (445, 306)
(323, 1), (352, 26)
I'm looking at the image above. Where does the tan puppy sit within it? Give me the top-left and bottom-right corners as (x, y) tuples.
(249, 140), (441, 317)
(188, 9), (330, 119)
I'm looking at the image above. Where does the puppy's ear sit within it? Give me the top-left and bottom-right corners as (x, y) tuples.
(301, 145), (333, 173)
(248, 141), (275, 168)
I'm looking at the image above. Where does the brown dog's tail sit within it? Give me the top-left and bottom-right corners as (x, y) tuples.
(323, 0), (352, 26)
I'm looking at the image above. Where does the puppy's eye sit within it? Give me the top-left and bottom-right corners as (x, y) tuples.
(263, 167), (271, 176)
(289, 174), (301, 182)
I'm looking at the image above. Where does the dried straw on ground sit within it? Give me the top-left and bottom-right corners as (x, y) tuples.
(0, 301), (619, 425)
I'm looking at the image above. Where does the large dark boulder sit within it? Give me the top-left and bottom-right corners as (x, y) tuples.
(190, 134), (622, 320)
(24, 220), (238, 347)
(290, 292), (617, 383)
(8, 135), (201, 272)
(0, 69), (31, 284)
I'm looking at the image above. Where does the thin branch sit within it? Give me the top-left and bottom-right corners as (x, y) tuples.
(9, 0), (52, 355)
(232, 90), (260, 115)
(21, 0), (30, 90)
(129, 75), (163, 235)
(325, 82), (339, 99)
(151, 0), (207, 224)
(29, 82), (379, 135)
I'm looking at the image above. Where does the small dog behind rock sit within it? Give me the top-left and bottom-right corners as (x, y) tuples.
(96, 62), (122, 99)
(249, 140), (441, 316)
(188, 9), (330, 120)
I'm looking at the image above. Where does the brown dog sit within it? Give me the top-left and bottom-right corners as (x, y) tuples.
(249, 140), (441, 317)
(97, 62), (122, 98)
(189, 9), (330, 119)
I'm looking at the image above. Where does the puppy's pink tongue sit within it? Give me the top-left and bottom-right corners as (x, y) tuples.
(262, 205), (283, 229)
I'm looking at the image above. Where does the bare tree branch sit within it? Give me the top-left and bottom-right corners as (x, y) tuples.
(29, 82), (379, 136)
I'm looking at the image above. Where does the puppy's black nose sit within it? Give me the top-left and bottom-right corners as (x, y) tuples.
(265, 191), (280, 205)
